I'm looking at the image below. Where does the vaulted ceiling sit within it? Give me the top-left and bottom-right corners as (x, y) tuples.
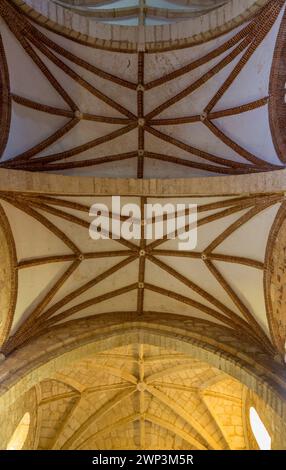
(0, 0), (285, 177)
(0, 189), (284, 358)
(50, 0), (230, 26)
(0, 0), (286, 451)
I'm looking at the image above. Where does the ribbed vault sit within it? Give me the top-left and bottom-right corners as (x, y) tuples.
(35, 343), (249, 450)
(0, 323), (286, 450)
(0, 0), (286, 451)
(0, 189), (284, 358)
(0, 0), (285, 176)
(0, 168), (286, 427)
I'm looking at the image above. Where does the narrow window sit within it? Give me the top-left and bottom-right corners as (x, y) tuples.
(249, 407), (271, 450)
(6, 412), (30, 450)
